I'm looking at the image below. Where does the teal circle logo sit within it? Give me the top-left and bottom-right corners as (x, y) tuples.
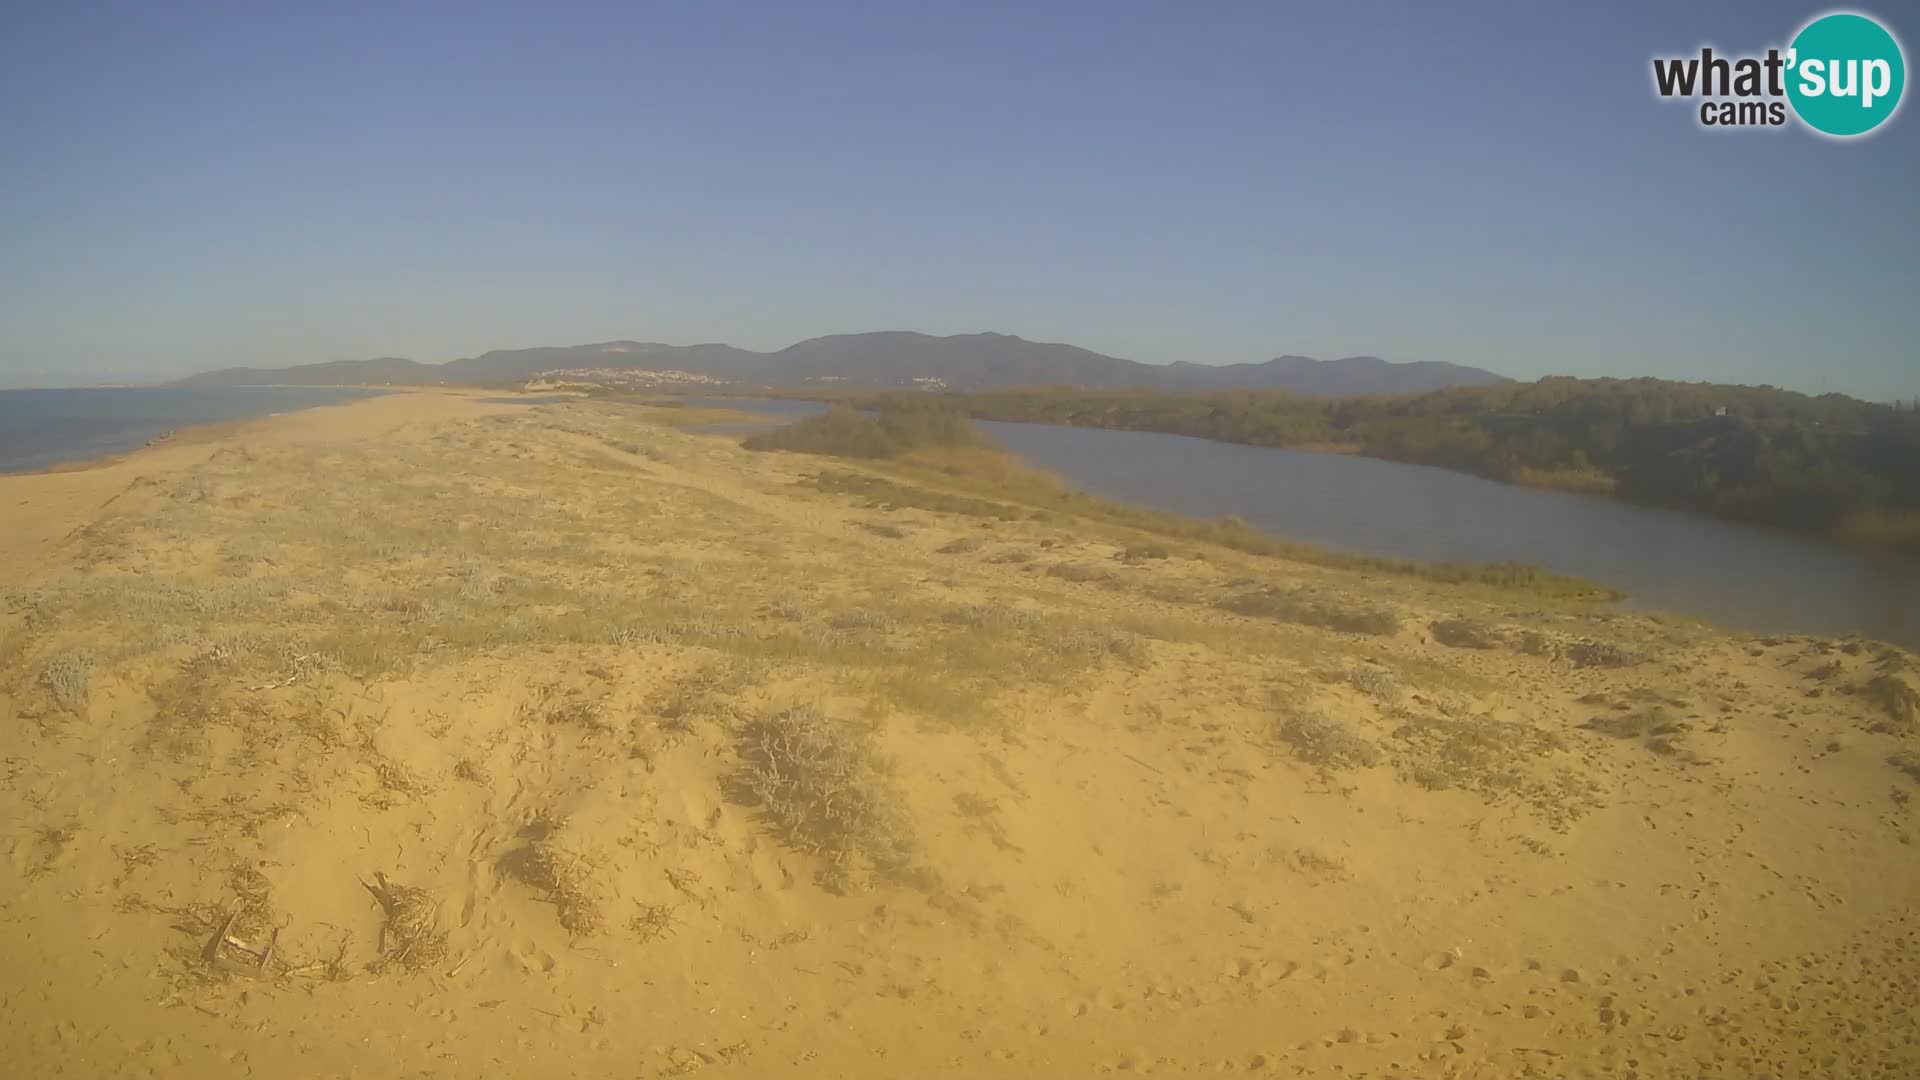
(1787, 12), (1906, 137)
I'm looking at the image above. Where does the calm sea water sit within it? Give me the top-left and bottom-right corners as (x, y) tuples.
(683, 397), (1920, 646)
(0, 386), (387, 473)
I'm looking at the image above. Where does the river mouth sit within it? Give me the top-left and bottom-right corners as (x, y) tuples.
(679, 396), (1920, 647)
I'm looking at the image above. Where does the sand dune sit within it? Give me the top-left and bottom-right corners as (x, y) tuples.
(1, 391), (1915, 1078)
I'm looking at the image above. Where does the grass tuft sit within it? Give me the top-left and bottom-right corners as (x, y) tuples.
(1565, 640), (1639, 669)
(38, 651), (94, 712)
(1866, 675), (1919, 734)
(1276, 712), (1380, 769)
(1581, 706), (1686, 740)
(731, 704), (918, 889)
(1045, 562), (1114, 584)
(1339, 665), (1399, 699)
(1431, 618), (1502, 650)
(1392, 711), (1567, 798)
(501, 817), (605, 935)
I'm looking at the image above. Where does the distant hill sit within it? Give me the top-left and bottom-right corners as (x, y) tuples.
(1162, 354), (1510, 395)
(180, 356), (435, 386)
(175, 332), (1510, 395)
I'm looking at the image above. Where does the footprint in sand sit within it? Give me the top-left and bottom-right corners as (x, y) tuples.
(510, 938), (557, 974)
(450, 886), (479, 929)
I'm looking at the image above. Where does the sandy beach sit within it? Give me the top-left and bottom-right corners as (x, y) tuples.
(2, 390), (1915, 1079)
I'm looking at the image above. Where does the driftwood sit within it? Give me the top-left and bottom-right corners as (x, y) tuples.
(201, 907), (241, 964)
(257, 927), (280, 975)
(199, 902), (287, 975)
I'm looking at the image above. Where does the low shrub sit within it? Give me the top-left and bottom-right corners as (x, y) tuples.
(1222, 588), (1401, 636)
(1276, 712), (1380, 769)
(39, 651), (94, 711)
(1045, 562), (1113, 584)
(732, 705), (918, 888)
(1431, 618), (1502, 650)
(1582, 706), (1686, 739)
(1866, 675), (1919, 734)
(1566, 639), (1638, 669)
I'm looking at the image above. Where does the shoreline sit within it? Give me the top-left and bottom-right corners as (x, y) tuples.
(5, 416), (266, 478)
(0, 390), (530, 585)
(0, 385), (384, 477)
(0, 385), (549, 479)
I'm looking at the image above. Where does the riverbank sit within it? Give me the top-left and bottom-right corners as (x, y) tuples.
(821, 386), (1920, 558)
(688, 397), (1920, 646)
(739, 404), (1617, 601)
(2, 392), (1917, 1077)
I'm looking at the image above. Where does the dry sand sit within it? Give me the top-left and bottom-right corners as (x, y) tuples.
(1, 391), (1916, 1079)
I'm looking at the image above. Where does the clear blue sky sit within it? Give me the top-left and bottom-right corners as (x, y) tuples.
(2, 1), (1914, 397)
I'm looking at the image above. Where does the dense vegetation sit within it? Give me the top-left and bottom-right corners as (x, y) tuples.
(846, 379), (1920, 550)
(741, 405), (989, 458)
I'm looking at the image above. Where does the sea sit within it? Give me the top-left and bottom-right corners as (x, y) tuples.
(0, 386), (387, 473)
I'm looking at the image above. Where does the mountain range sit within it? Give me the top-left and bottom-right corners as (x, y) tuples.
(175, 332), (1510, 396)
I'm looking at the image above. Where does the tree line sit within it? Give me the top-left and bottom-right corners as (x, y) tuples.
(844, 378), (1920, 551)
